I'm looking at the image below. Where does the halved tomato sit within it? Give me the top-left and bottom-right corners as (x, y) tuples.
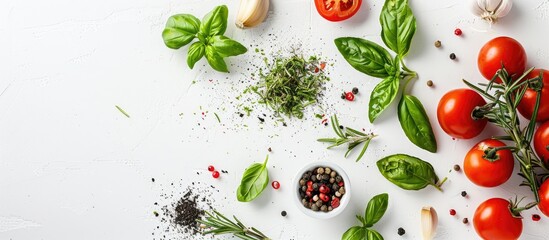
(314, 0), (362, 22)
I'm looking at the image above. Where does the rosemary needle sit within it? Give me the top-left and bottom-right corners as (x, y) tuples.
(317, 115), (376, 162)
(115, 105), (130, 118)
(197, 211), (271, 240)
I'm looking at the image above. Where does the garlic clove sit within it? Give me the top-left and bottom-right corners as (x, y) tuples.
(494, 0), (512, 18)
(236, 0), (270, 29)
(421, 206), (438, 240)
(471, 0), (512, 24)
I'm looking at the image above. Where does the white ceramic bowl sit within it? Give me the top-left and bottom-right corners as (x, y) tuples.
(293, 161), (351, 219)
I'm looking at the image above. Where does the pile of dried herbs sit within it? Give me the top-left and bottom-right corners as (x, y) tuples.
(246, 54), (329, 119)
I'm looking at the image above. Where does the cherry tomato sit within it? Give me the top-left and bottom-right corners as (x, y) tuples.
(517, 69), (549, 122)
(437, 89), (488, 139)
(539, 180), (549, 217)
(464, 139), (514, 187)
(478, 37), (527, 83)
(534, 121), (549, 165)
(473, 198), (523, 240)
(314, 0), (362, 22)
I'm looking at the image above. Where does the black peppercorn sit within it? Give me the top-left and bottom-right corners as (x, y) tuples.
(341, 93), (346, 99)
(397, 227), (405, 236)
(463, 218), (469, 224)
(281, 211), (287, 217)
(453, 164), (461, 171)
(352, 87), (359, 94)
(450, 53), (456, 60)
(461, 191), (467, 197)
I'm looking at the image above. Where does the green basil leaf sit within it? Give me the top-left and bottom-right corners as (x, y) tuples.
(369, 76), (399, 123)
(187, 42), (205, 69)
(376, 154), (439, 190)
(200, 5), (228, 37)
(380, 0), (416, 57)
(205, 45), (229, 72)
(342, 226), (367, 240)
(209, 35), (247, 57)
(366, 229), (384, 240)
(334, 37), (394, 78)
(236, 156), (269, 202)
(364, 193), (389, 227)
(398, 95), (437, 153)
(162, 14), (200, 49)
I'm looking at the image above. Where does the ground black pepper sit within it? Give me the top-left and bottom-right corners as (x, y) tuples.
(397, 227), (405, 236)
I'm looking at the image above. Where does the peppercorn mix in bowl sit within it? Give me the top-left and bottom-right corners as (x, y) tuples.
(293, 161), (351, 219)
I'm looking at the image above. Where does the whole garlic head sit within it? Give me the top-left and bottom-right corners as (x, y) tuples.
(471, 0), (513, 24)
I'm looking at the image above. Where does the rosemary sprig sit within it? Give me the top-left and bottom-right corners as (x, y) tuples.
(464, 66), (549, 202)
(317, 115), (376, 162)
(246, 54), (329, 119)
(197, 211), (271, 240)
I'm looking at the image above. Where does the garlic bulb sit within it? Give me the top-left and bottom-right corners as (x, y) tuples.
(471, 0), (513, 24)
(235, 0), (270, 29)
(421, 206), (438, 240)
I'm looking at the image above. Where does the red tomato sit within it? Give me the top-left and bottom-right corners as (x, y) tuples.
(314, 0), (362, 22)
(517, 69), (549, 122)
(539, 180), (549, 217)
(437, 89), (488, 139)
(478, 37), (527, 83)
(464, 139), (514, 187)
(534, 121), (549, 165)
(473, 198), (522, 240)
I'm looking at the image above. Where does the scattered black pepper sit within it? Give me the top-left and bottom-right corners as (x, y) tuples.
(427, 80), (433, 87)
(461, 191), (467, 197)
(324, 122), (328, 126)
(352, 87), (359, 94)
(268, 147), (272, 152)
(154, 211), (159, 217)
(239, 113), (244, 117)
(463, 218), (469, 224)
(281, 211), (287, 217)
(152, 178), (155, 182)
(434, 40), (442, 48)
(453, 164), (461, 171)
(450, 53), (456, 60)
(341, 93), (346, 99)
(258, 116), (265, 122)
(397, 227), (406, 236)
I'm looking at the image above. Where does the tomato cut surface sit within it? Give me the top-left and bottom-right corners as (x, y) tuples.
(314, 0), (362, 22)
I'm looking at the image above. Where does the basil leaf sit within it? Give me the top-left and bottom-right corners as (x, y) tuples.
(209, 35), (248, 57)
(342, 226), (367, 240)
(366, 229), (384, 240)
(236, 156), (269, 202)
(380, 0), (416, 57)
(364, 193), (389, 227)
(334, 37), (394, 78)
(162, 14), (200, 49)
(376, 154), (439, 190)
(187, 42), (205, 69)
(398, 95), (437, 153)
(369, 76), (399, 123)
(200, 5), (228, 37)
(205, 45), (229, 72)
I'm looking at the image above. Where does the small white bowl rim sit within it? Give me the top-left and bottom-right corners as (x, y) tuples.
(292, 161), (351, 219)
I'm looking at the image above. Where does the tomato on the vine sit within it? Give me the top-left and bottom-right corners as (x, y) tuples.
(473, 198), (523, 240)
(478, 37), (527, 83)
(437, 89), (488, 139)
(314, 0), (362, 22)
(539, 180), (549, 217)
(517, 69), (549, 122)
(534, 121), (549, 165)
(464, 139), (514, 187)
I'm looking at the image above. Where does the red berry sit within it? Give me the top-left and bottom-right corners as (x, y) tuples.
(212, 171), (220, 178)
(449, 209), (456, 216)
(345, 92), (355, 101)
(307, 181), (313, 187)
(331, 198), (340, 208)
(207, 165), (215, 172)
(271, 181), (280, 189)
(533, 214), (541, 221)
(338, 181), (344, 187)
(319, 193), (330, 202)
(454, 28), (462, 36)
(306, 191), (312, 197)
(319, 184), (330, 194)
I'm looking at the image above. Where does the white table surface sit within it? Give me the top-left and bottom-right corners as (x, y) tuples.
(1, 0), (549, 239)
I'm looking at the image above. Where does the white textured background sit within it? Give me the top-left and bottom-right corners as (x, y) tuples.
(1, 0), (549, 239)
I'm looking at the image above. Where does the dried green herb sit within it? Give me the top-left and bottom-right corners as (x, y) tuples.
(115, 105), (130, 118)
(247, 54), (329, 119)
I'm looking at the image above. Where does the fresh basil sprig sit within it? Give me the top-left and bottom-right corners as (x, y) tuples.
(236, 156), (269, 202)
(334, 0), (437, 153)
(376, 154), (446, 191)
(342, 193), (388, 240)
(162, 5), (247, 72)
